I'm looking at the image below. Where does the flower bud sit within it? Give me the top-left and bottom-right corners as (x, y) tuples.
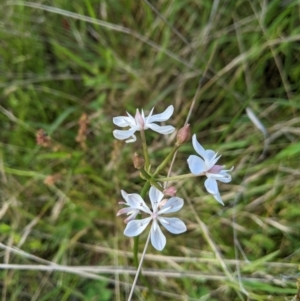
(176, 124), (190, 146)
(133, 152), (144, 169)
(163, 186), (177, 196)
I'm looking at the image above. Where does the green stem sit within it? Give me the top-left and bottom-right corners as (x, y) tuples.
(154, 173), (199, 182)
(133, 236), (139, 268)
(140, 169), (163, 191)
(140, 181), (151, 198)
(153, 145), (179, 177)
(127, 232), (151, 301)
(139, 168), (151, 181)
(140, 130), (150, 170)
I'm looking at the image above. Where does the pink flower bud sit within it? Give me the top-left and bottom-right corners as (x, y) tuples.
(163, 186), (177, 196)
(176, 124), (190, 146)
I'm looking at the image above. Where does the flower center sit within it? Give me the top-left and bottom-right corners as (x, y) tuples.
(208, 165), (223, 174)
(151, 212), (158, 219)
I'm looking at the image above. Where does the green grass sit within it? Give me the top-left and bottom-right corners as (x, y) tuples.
(1, 0), (300, 300)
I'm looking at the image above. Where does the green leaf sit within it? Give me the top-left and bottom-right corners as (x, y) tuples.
(276, 142), (300, 159)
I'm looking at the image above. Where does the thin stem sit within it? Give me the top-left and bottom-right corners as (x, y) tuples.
(127, 231), (151, 301)
(140, 182), (151, 198)
(133, 236), (139, 268)
(139, 169), (163, 192)
(153, 145), (179, 177)
(139, 130), (150, 169)
(139, 168), (152, 181)
(154, 173), (200, 182)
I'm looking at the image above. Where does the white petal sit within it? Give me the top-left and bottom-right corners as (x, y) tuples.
(207, 167), (233, 183)
(124, 210), (140, 223)
(205, 152), (221, 170)
(121, 190), (129, 203)
(158, 217), (187, 234)
(113, 116), (135, 127)
(217, 171), (232, 183)
(124, 217), (152, 237)
(204, 178), (224, 205)
(147, 124), (175, 134)
(150, 220), (166, 251)
(192, 134), (208, 160)
(149, 186), (164, 212)
(212, 193), (224, 205)
(187, 155), (206, 174)
(204, 177), (219, 195)
(208, 153), (221, 169)
(158, 197), (184, 214)
(205, 150), (215, 159)
(113, 128), (137, 140)
(116, 207), (135, 216)
(218, 166), (234, 183)
(146, 105), (174, 123)
(127, 193), (152, 214)
(125, 136), (137, 143)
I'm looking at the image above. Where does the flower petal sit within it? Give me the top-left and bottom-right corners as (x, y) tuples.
(150, 220), (166, 251)
(116, 207), (135, 216)
(207, 166), (233, 183)
(124, 210), (140, 223)
(113, 128), (137, 141)
(146, 105), (174, 123)
(149, 186), (164, 212)
(124, 217), (152, 237)
(125, 136), (137, 143)
(158, 197), (184, 214)
(204, 177), (224, 205)
(187, 155), (206, 175)
(147, 123), (175, 134)
(113, 116), (135, 127)
(192, 134), (208, 160)
(212, 193), (224, 205)
(205, 150), (217, 161)
(158, 217), (187, 234)
(204, 153), (220, 172)
(204, 177), (219, 194)
(121, 190), (129, 203)
(218, 166), (234, 183)
(127, 193), (152, 214)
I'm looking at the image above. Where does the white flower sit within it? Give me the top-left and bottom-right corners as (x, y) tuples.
(187, 134), (233, 205)
(120, 187), (186, 251)
(113, 105), (175, 143)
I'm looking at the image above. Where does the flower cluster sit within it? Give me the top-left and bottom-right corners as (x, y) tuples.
(114, 105), (233, 251)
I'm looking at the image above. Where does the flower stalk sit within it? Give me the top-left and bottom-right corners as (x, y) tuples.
(153, 144), (180, 177)
(127, 231), (151, 301)
(139, 129), (150, 170)
(113, 105), (234, 299)
(154, 173), (199, 182)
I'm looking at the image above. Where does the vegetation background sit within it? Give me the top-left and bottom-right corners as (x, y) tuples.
(1, 0), (300, 300)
